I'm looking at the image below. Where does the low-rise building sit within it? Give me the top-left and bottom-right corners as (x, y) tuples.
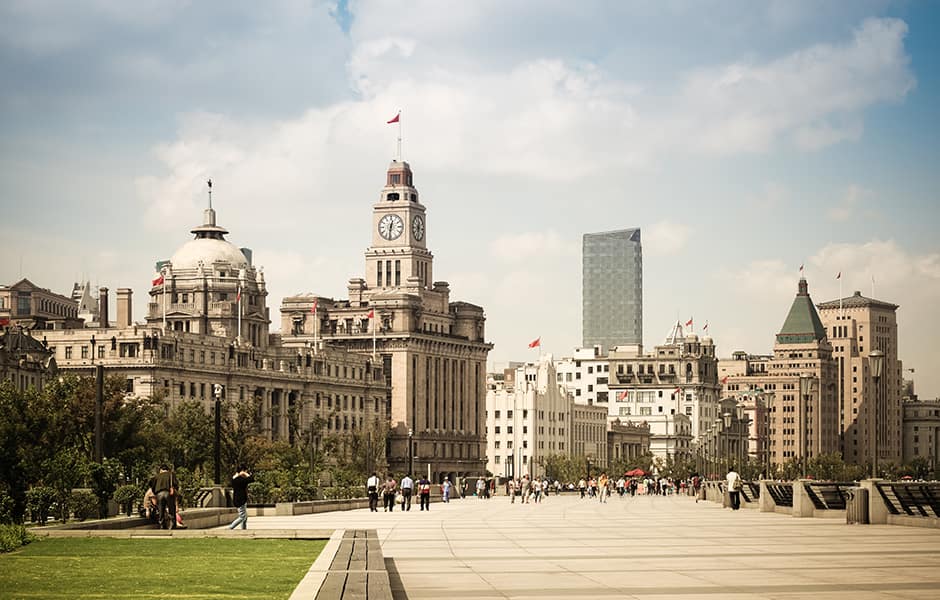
(0, 327), (56, 392)
(554, 346), (611, 405)
(0, 278), (83, 330)
(571, 402), (609, 466)
(902, 396), (940, 471)
(607, 419), (651, 465)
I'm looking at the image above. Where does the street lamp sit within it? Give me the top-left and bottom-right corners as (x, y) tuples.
(408, 428), (414, 477)
(869, 350), (885, 478)
(213, 383), (223, 485)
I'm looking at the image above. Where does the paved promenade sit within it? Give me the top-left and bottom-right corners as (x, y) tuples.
(242, 493), (940, 599)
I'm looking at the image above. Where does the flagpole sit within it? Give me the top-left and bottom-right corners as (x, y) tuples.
(397, 109), (402, 161)
(237, 281), (242, 342)
(372, 311), (377, 361)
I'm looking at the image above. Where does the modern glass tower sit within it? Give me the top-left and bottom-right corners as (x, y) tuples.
(582, 228), (642, 353)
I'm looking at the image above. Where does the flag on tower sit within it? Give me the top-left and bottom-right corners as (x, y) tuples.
(685, 317), (693, 327)
(703, 321), (709, 333)
(236, 289), (241, 303)
(836, 271), (841, 280)
(799, 264), (804, 274)
(387, 112), (400, 124)
(528, 337), (541, 348)
(617, 390), (628, 401)
(152, 274), (164, 286)
(674, 387), (682, 396)
(720, 376), (728, 385)
(310, 298), (318, 314)
(367, 308), (375, 319)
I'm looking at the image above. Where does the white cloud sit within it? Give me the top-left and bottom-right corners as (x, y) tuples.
(488, 231), (577, 262)
(644, 220), (692, 257)
(827, 184), (872, 222)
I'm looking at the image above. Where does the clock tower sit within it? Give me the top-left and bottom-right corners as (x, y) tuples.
(365, 160), (433, 290)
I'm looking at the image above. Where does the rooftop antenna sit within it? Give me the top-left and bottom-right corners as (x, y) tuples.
(207, 178), (213, 210)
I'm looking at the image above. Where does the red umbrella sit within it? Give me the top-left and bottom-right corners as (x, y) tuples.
(901, 475), (914, 480)
(625, 468), (646, 477)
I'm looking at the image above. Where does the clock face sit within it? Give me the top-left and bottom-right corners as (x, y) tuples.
(412, 215), (425, 241)
(378, 214), (404, 240)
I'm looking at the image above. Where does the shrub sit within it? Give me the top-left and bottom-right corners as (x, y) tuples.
(246, 482), (267, 504)
(25, 487), (56, 525)
(113, 484), (143, 516)
(282, 486), (306, 502)
(69, 491), (99, 521)
(0, 493), (15, 525)
(0, 524), (36, 553)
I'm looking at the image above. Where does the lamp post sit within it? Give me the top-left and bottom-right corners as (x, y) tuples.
(213, 383), (223, 485)
(408, 428), (414, 477)
(869, 350), (885, 478)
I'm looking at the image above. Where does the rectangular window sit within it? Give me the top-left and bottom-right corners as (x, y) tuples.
(65, 346), (73, 359)
(395, 260), (401, 286)
(507, 410), (513, 418)
(495, 426), (500, 434)
(377, 261), (383, 287)
(507, 426), (513, 434)
(98, 346), (105, 359)
(81, 346), (88, 359)
(495, 441), (500, 449)
(494, 410), (500, 419)
(125, 379), (134, 393)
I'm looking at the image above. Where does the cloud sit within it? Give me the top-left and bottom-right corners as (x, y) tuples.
(827, 184), (872, 221)
(488, 231), (577, 262)
(644, 220), (692, 257)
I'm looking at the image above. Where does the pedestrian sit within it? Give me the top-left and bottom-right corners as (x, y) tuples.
(418, 475), (431, 511)
(400, 473), (414, 511)
(151, 465), (179, 529)
(508, 478), (516, 503)
(366, 472), (380, 512)
(476, 478), (485, 498)
(598, 472), (609, 503)
(441, 477), (452, 503)
(578, 478), (586, 499)
(692, 474), (702, 503)
(228, 466), (253, 530)
(383, 475), (397, 512)
(726, 466), (742, 510)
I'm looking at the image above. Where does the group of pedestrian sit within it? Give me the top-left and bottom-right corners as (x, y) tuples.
(366, 472), (434, 511)
(506, 475), (559, 503)
(143, 464), (254, 531)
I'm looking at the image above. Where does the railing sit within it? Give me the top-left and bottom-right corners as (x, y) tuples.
(804, 482), (854, 510)
(740, 482), (760, 503)
(765, 483), (793, 507)
(875, 482), (940, 517)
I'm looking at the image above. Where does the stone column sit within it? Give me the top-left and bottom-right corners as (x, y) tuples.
(759, 480), (775, 513)
(860, 479), (888, 524)
(792, 480), (815, 518)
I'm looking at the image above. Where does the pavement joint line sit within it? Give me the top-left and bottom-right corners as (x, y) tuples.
(287, 528), (344, 600)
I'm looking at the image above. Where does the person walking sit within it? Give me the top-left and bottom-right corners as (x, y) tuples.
(726, 467), (742, 510)
(598, 472), (610, 503)
(366, 472), (380, 512)
(383, 475), (398, 512)
(441, 477), (452, 503)
(578, 478), (586, 499)
(400, 473), (414, 511)
(508, 478), (516, 503)
(151, 465), (179, 529)
(418, 475), (431, 511)
(228, 467), (253, 530)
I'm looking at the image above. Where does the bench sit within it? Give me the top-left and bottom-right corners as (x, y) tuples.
(315, 530), (392, 600)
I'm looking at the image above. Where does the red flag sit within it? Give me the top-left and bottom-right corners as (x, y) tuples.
(152, 274), (164, 286)
(528, 337), (540, 348)
(236, 290), (241, 302)
(836, 271), (841, 280)
(617, 390), (628, 401)
(685, 318), (693, 327)
(799, 264), (804, 273)
(310, 299), (318, 313)
(387, 113), (400, 124)
(674, 387), (681, 395)
(367, 309), (375, 319)
(0, 318), (10, 327)
(703, 321), (708, 332)
(720, 376), (728, 385)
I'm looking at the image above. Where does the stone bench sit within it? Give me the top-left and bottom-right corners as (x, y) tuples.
(314, 530), (391, 600)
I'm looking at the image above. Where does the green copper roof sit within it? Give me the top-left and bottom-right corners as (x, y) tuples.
(776, 278), (828, 344)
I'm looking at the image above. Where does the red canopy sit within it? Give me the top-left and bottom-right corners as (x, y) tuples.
(625, 468), (646, 477)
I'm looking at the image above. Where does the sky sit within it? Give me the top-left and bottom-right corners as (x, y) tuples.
(1, 1), (938, 397)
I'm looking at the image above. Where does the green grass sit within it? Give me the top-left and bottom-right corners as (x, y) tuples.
(0, 537), (326, 599)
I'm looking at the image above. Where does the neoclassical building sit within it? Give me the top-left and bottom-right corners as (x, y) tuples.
(37, 205), (388, 456)
(280, 160), (492, 482)
(722, 278), (840, 470)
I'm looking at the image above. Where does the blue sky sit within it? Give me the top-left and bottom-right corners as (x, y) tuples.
(1, 1), (938, 396)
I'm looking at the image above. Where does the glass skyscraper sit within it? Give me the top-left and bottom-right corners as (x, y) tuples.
(582, 228), (642, 353)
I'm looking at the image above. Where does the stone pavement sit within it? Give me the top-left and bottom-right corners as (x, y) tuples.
(238, 494), (940, 599)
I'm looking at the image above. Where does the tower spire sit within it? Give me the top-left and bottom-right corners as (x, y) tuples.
(207, 178), (213, 210)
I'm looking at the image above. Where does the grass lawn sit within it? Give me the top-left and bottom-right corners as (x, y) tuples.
(0, 537), (326, 599)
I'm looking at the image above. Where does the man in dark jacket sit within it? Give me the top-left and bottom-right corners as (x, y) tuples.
(151, 465), (179, 529)
(228, 467), (254, 529)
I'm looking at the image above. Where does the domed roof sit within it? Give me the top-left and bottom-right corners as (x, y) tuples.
(701, 336), (714, 344)
(686, 333), (699, 342)
(170, 238), (247, 270)
(168, 207), (247, 270)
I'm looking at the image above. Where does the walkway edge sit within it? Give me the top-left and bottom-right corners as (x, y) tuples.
(288, 529), (345, 600)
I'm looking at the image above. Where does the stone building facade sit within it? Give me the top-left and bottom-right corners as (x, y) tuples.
(0, 328), (57, 392)
(722, 278), (840, 470)
(37, 206), (388, 459)
(572, 402), (609, 466)
(816, 291), (902, 468)
(484, 358), (571, 479)
(0, 278), (83, 330)
(279, 160), (491, 482)
(554, 346), (611, 405)
(606, 325), (720, 459)
(902, 397), (940, 471)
